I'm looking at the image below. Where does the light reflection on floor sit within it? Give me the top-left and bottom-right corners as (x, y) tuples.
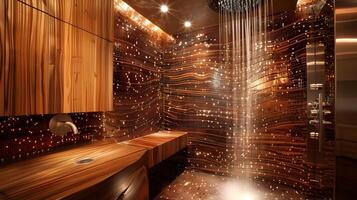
(155, 170), (306, 200)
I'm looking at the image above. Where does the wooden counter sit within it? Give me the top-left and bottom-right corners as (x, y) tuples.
(0, 142), (148, 200)
(0, 131), (187, 200)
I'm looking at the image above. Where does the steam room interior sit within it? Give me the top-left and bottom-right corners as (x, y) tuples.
(1, 0), (357, 199)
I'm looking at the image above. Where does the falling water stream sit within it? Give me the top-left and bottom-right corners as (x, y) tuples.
(218, 1), (275, 199)
(219, 0), (272, 179)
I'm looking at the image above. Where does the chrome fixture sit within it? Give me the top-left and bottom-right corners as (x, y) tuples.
(310, 83), (324, 91)
(49, 114), (79, 136)
(308, 92), (332, 152)
(306, 41), (332, 153)
(208, 0), (261, 12)
(219, 0), (261, 12)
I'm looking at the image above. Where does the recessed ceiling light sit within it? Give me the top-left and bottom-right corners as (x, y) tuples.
(184, 21), (192, 28)
(160, 4), (169, 13)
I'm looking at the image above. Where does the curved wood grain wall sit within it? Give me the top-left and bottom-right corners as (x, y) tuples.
(104, 12), (165, 140)
(162, 27), (233, 173)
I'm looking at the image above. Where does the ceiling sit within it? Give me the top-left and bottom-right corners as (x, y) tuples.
(123, 0), (218, 35)
(123, 0), (299, 35)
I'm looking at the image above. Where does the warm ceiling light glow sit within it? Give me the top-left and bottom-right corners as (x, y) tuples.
(114, 0), (175, 42)
(160, 4), (169, 13)
(184, 21), (192, 28)
(336, 38), (357, 43)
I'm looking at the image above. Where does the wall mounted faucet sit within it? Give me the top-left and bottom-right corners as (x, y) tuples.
(62, 121), (79, 135)
(49, 115), (79, 136)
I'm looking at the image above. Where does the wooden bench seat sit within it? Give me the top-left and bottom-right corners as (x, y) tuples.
(123, 131), (188, 168)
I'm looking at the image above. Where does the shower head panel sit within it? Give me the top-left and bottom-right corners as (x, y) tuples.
(208, 0), (262, 13)
(220, 0), (262, 12)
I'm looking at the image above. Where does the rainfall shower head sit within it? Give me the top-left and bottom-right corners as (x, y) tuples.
(208, 0), (262, 12)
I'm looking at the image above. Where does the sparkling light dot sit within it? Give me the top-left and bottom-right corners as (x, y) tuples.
(184, 21), (192, 28)
(160, 4), (169, 13)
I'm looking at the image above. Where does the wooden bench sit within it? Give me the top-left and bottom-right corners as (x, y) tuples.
(0, 131), (187, 200)
(123, 131), (187, 168)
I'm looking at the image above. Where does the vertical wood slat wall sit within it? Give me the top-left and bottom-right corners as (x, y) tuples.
(0, 0), (113, 116)
(0, 0), (5, 116)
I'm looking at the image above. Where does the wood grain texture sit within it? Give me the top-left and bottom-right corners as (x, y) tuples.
(104, 14), (164, 139)
(0, 0), (5, 114)
(55, 19), (113, 113)
(65, 158), (149, 200)
(123, 131), (188, 168)
(0, 142), (148, 200)
(162, 26), (232, 173)
(0, 131), (187, 200)
(17, 0), (113, 41)
(162, 2), (335, 198)
(0, 0), (113, 116)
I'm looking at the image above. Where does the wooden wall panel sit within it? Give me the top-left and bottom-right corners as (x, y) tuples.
(104, 14), (163, 140)
(17, 0), (114, 41)
(162, 27), (232, 173)
(55, 20), (113, 113)
(162, 1), (335, 198)
(16, 0), (56, 17)
(96, 39), (113, 111)
(0, 0), (113, 116)
(0, 0), (5, 115)
(3, 1), (58, 115)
